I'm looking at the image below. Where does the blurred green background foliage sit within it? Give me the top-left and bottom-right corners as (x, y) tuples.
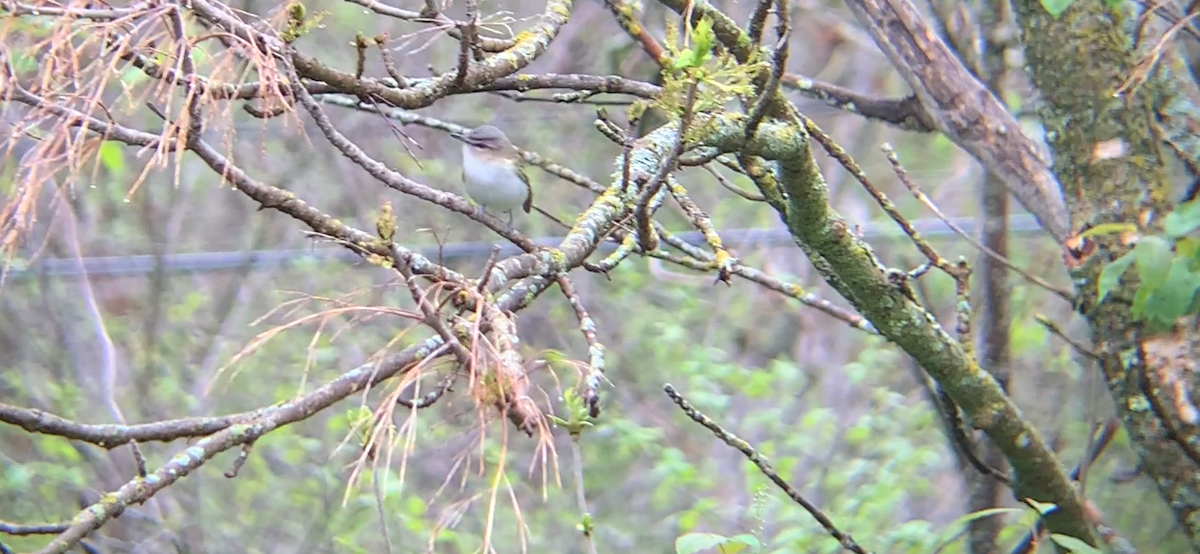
(0, 0), (1186, 551)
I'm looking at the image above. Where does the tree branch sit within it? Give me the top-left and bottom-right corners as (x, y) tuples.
(621, 109), (1094, 543)
(840, 0), (1070, 243)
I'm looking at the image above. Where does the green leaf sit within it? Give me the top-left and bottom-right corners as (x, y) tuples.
(933, 507), (1023, 551)
(676, 533), (730, 554)
(1166, 198), (1200, 239)
(1097, 252), (1135, 302)
(725, 534), (761, 553)
(845, 422), (871, 446)
(943, 507), (1022, 530)
(673, 48), (698, 69)
(98, 141), (127, 176)
(1178, 237), (1200, 267)
(1134, 236), (1173, 290)
(1131, 286), (1152, 318)
(1079, 222), (1136, 239)
(1103, 0), (1123, 6)
(1049, 534), (1104, 554)
(1138, 259), (1200, 324)
(691, 16), (716, 63)
(1040, 0), (1075, 17)
(1025, 499), (1059, 515)
(719, 542), (748, 554)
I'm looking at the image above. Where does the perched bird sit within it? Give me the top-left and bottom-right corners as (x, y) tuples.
(450, 125), (533, 231)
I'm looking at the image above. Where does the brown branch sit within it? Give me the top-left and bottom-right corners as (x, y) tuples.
(468, 73), (661, 98)
(744, 0), (789, 142)
(602, 0), (668, 65)
(779, 75), (935, 132)
(0, 1), (151, 19)
(705, 165), (765, 201)
(840, 0), (1070, 242)
(291, 0), (572, 110)
(0, 521), (69, 536)
(454, 0), (480, 89)
(1011, 420), (1123, 554)
(31, 344), (433, 554)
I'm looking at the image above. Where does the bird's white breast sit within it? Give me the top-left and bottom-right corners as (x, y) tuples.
(461, 146), (528, 211)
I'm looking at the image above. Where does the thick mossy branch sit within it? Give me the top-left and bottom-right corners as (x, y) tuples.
(773, 149), (1095, 546)
(1016, 0), (1169, 226)
(1153, 51), (1200, 181)
(617, 109), (1093, 542)
(1015, 0), (1200, 545)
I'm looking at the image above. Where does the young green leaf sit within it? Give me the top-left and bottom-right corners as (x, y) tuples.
(1049, 534), (1104, 554)
(676, 533), (730, 554)
(1131, 286), (1152, 319)
(1079, 222), (1137, 239)
(1134, 236), (1173, 290)
(1166, 198), (1200, 239)
(98, 141), (127, 176)
(673, 48), (699, 70)
(1040, 0), (1076, 17)
(932, 508), (1024, 552)
(1097, 252), (1135, 302)
(691, 16), (716, 65)
(1178, 237), (1200, 269)
(1137, 259), (1200, 324)
(725, 534), (761, 553)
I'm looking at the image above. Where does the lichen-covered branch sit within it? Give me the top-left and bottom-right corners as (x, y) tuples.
(621, 110), (1094, 543)
(292, 0), (573, 110)
(1013, 0), (1200, 545)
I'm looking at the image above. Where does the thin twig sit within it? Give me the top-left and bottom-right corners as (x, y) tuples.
(395, 373), (457, 408)
(0, 521), (70, 535)
(744, 1), (790, 141)
(935, 386), (1011, 485)
(602, 0), (668, 64)
(568, 435), (598, 554)
(635, 80), (699, 252)
(801, 116), (954, 275)
(1035, 315), (1100, 360)
(454, 0), (479, 90)
(375, 34), (409, 87)
(224, 441), (255, 478)
(677, 148), (724, 167)
(952, 258), (974, 360)
(705, 165), (765, 201)
(664, 176), (737, 284)
(477, 244), (504, 293)
(557, 275), (606, 417)
(390, 245), (475, 372)
(664, 384), (872, 554)
(881, 145), (1074, 300)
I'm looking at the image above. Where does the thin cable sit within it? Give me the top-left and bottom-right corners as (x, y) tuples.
(4, 215), (1046, 280)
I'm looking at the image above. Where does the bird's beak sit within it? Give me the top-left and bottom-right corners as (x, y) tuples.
(450, 131), (470, 144)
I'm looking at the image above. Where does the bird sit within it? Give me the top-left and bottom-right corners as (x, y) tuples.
(449, 124), (533, 231)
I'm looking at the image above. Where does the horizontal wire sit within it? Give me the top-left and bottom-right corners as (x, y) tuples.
(4, 215), (1046, 280)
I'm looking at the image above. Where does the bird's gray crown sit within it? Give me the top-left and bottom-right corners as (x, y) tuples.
(464, 125), (509, 150)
